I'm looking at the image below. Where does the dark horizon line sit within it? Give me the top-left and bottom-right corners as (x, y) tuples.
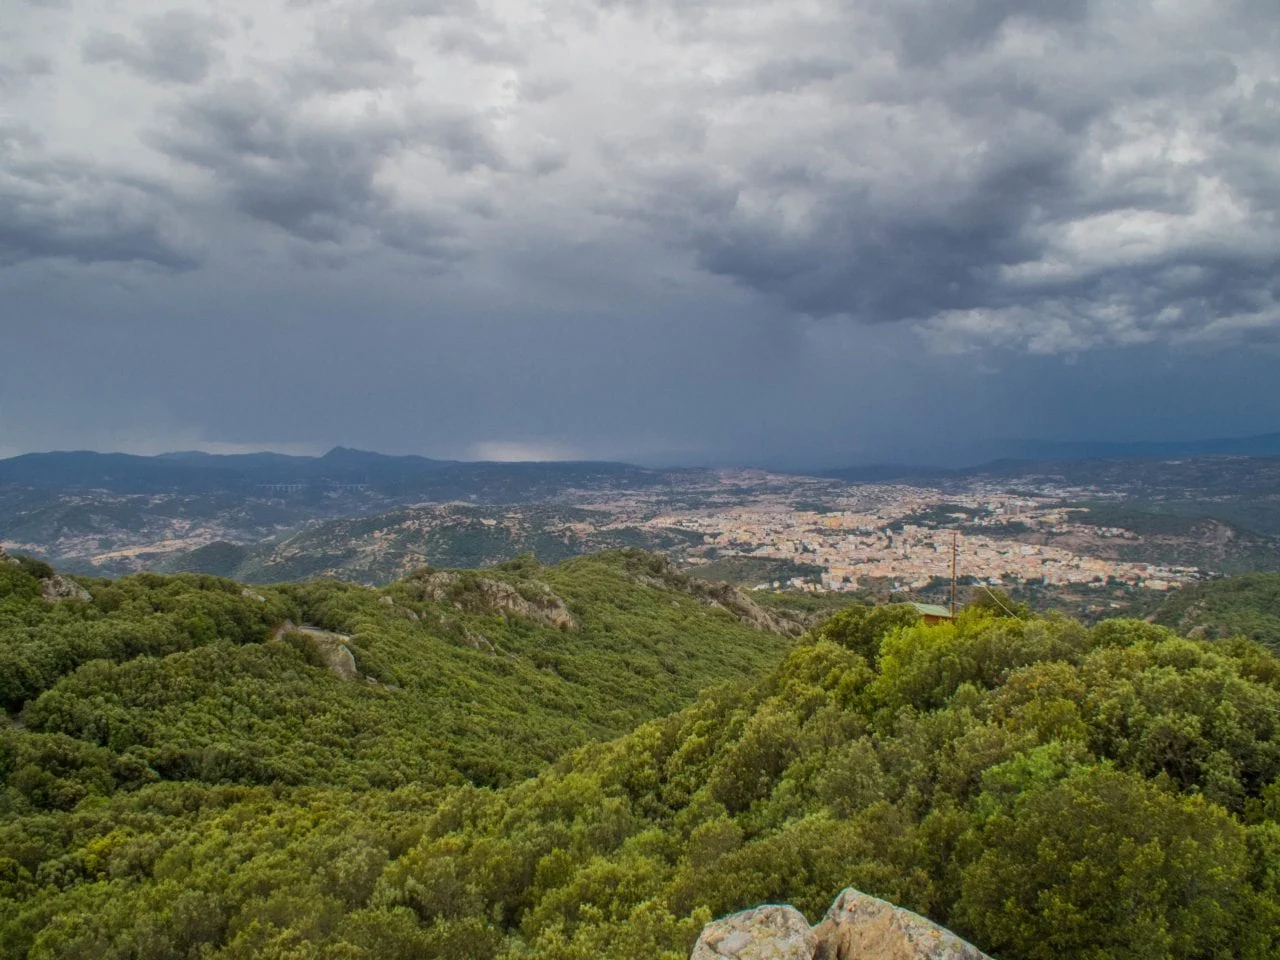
(3, 428), (1280, 475)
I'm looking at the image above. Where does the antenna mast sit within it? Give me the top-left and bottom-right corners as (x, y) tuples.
(950, 530), (958, 617)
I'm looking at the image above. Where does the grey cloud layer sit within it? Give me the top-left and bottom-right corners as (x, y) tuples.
(82, 11), (226, 84)
(0, 126), (198, 269)
(591, 0), (1280, 351)
(5, 0), (1280, 355)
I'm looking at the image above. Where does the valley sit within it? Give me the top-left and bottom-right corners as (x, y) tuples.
(4, 452), (1277, 625)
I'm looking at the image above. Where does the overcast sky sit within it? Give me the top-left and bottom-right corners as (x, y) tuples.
(2, 0), (1279, 466)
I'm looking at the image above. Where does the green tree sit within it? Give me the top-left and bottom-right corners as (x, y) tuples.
(954, 765), (1253, 960)
(811, 603), (920, 664)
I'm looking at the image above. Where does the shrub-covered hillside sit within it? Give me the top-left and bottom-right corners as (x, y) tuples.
(0, 550), (796, 800)
(1155, 572), (1280, 650)
(3, 594), (1278, 959)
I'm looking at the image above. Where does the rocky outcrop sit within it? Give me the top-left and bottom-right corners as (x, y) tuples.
(620, 553), (804, 636)
(459, 625), (518, 660)
(694, 579), (805, 636)
(692, 905), (816, 959)
(814, 889), (989, 960)
(40, 574), (93, 604)
(271, 622), (360, 681)
(691, 889), (990, 960)
(378, 594), (421, 620)
(0, 547), (91, 602)
(408, 571), (576, 631)
(316, 638), (359, 681)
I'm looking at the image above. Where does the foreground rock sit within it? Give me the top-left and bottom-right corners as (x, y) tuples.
(691, 888), (990, 960)
(691, 905), (816, 959)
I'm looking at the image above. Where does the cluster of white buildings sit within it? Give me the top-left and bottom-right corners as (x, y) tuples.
(648, 494), (1199, 593)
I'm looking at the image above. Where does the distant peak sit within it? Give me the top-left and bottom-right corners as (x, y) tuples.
(321, 446), (378, 460)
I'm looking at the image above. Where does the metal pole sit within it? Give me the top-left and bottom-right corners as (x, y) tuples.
(950, 530), (958, 617)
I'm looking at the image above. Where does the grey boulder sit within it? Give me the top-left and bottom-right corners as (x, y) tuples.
(691, 905), (817, 959)
(690, 888), (991, 960)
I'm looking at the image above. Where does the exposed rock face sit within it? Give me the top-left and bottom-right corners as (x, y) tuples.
(377, 594), (420, 620)
(813, 889), (989, 960)
(691, 905), (817, 959)
(621, 554), (804, 636)
(691, 889), (990, 960)
(319, 640), (359, 681)
(271, 621), (360, 681)
(0, 547), (18, 566)
(695, 579), (805, 636)
(409, 571), (576, 631)
(40, 574), (93, 603)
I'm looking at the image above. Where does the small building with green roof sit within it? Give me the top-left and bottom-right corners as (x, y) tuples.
(910, 602), (954, 624)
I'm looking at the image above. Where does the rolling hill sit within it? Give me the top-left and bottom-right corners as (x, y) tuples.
(161, 505), (708, 586)
(0, 549), (797, 797)
(1154, 572), (1280, 650)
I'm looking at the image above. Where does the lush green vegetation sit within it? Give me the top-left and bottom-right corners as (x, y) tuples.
(887, 503), (983, 532)
(165, 542), (251, 578)
(1155, 573), (1280, 650)
(1063, 504), (1280, 574)
(0, 552), (794, 803)
(683, 557), (826, 589)
(2, 555), (1279, 959)
(1066, 504), (1220, 537)
(749, 588), (870, 621)
(158, 507), (708, 586)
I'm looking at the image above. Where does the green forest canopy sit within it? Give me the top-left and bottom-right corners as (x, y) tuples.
(1, 554), (1279, 959)
(0, 551), (795, 795)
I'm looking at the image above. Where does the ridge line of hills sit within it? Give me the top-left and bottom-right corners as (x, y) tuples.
(0, 447), (673, 496)
(5, 433), (1280, 495)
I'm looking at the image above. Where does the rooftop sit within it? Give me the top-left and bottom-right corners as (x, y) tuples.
(911, 602), (954, 619)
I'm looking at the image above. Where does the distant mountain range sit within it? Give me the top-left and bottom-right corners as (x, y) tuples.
(822, 432), (1280, 482)
(0, 447), (669, 499)
(964, 432), (1280, 463)
(6, 432), (1280, 495)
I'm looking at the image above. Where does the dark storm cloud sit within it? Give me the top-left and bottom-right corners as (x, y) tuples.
(81, 11), (226, 85)
(677, 145), (1071, 320)
(148, 80), (484, 253)
(421, 113), (508, 172)
(610, 112), (1074, 322)
(881, 0), (1090, 66)
(149, 81), (382, 243)
(0, 127), (198, 269)
(589, 0), (1280, 351)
